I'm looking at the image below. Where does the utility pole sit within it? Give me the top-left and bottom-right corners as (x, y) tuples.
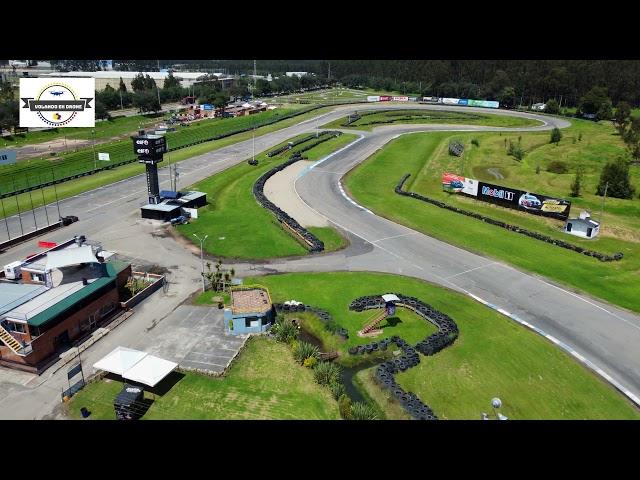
(193, 233), (208, 293)
(253, 59), (257, 101)
(252, 125), (255, 162)
(600, 182), (608, 226)
(91, 130), (96, 171)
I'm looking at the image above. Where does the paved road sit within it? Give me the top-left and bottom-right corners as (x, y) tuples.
(1, 103), (638, 417)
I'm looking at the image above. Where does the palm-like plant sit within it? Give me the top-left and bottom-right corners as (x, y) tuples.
(350, 402), (378, 420)
(293, 341), (319, 364)
(313, 361), (342, 387)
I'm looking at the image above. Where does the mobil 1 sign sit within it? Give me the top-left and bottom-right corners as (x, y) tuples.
(477, 180), (572, 220)
(132, 135), (167, 158)
(0, 150), (17, 166)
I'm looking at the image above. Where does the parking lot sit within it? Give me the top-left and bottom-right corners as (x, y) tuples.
(143, 305), (248, 374)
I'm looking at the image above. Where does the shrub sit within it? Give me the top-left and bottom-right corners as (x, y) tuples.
(570, 167), (584, 197)
(507, 140), (525, 161)
(350, 401), (378, 420)
(272, 318), (298, 343)
(547, 160), (569, 174)
(550, 127), (562, 144)
(338, 394), (352, 420)
(471, 138), (479, 147)
(303, 356), (318, 369)
(293, 341), (319, 364)
(328, 380), (346, 400)
(313, 361), (342, 387)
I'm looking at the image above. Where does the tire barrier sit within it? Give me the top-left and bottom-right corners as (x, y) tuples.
(266, 131), (334, 157)
(273, 302), (349, 339)
(347, 293), (460, 420)
(253, 131), (343, 253)
(395, 174), (624, 262)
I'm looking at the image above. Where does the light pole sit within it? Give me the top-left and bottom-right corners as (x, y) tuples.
(193, 233), (208, 293)
(91, 129), (96, 171)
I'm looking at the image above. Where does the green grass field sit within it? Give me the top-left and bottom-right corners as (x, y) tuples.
(1, 112), (165, 148)
(0, 106), (334, 220)
(176, 132), (355, 259)
(67, 336), (339, 420)
(245, 271), (640, 419)
(322, 109), (542, 130)
(0, 106), (318, 195)
(344, 121), (640, 313)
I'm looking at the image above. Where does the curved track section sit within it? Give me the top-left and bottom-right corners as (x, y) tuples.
(282, 108), (640, 407)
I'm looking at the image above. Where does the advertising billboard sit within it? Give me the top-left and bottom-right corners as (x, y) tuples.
(392, 96), (409, 102)
(442, 173), (571, 220)
(422, 97), (440, 103)
(467, 99), (500, 109)
(457, 99), (469, 106)
(442, 172), (479, 196)
(367, 96), (380, 102)
(442, 97), (460, 105)
(379, 96), (392, 102)
(0, 150), (17, 166)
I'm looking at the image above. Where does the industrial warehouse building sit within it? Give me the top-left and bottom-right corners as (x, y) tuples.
(39, 71), (235, 91)
(0, 236), (132, 373)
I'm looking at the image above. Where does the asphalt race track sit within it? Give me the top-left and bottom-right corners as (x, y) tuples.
(1, 103), (639, 414)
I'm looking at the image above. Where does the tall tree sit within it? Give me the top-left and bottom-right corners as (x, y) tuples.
(596, 157), (636, 199)
(613, 101), (632, 136)
(118, 77), (127, 92)
(163, 71), (180, 89)
(131, 73), (146, 92)
(545, 98), (560, 114)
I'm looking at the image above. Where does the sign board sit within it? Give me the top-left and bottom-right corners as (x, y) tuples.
(392, 96), (409, 102)
(20, 78), (95, 127)
(442, 97), (460, 105)
(442, 172), (571, 220)
(202, 104), (214, 110)
(67, 363), (83, 380)
(0, 150), (17, 165)
(367, 96), (380, 102)
(378, 96), (392, 102)
(183, 207), (198, 219)
(98, 152), (110, 161)
(132, 135), (167, 159)
(467, 99), (500, 109)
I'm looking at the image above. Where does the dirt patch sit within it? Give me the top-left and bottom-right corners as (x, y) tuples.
(263, 160), (328, 227)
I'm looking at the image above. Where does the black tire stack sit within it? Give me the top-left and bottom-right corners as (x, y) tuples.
(347, 293), (461, 420)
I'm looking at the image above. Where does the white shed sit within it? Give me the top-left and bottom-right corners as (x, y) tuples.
(564, 211), (600, 239)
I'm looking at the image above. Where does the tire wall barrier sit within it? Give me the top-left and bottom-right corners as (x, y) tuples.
(253, 131), (343, 253)
(395, 174), (623, 262)
(347, 293), (460, 421)
(0, 105), (330, 201)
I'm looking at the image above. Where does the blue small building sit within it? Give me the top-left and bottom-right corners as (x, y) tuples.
(224, 286), (274, 335)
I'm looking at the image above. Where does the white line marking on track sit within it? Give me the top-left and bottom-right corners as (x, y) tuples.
(446, 262), (497, 280)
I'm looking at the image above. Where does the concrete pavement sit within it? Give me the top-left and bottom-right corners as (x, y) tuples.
(1, 103), (638, 418)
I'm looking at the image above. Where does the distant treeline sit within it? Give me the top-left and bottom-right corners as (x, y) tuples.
(33, 60), (640, 108)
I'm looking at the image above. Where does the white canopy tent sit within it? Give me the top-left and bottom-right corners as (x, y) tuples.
(382, 294), (400, 303)
(122, 355), (178, 387)
(45, 245), (98, 272)
(93, 346), (147, 375)
(93, 346), (177, 387)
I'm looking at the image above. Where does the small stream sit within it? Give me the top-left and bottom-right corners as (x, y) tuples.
(297, 326), (379, 404)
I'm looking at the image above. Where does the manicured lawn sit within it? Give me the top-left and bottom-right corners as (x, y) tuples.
(67, 336), (339, 420)
(246, 271), (640, 419)
(0, 106), (334, 220)
(344, 125), (640, 313)
(0, 106), (316, 195)
(176, 132), (357, 259)
(322, 109), (542, 130)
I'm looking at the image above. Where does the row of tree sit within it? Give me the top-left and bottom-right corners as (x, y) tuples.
(108, 60), (640, 108)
